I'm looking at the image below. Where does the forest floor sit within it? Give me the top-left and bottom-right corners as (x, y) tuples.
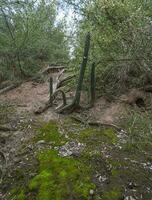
(0, 77), (152, 200)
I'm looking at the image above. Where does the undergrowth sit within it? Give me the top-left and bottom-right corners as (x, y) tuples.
(120, 109), (152, 153)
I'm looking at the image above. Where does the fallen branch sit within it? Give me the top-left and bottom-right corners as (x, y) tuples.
(34, 101), (52, 114)
(41, 66), (65, 75)
(53, 89), (67, 109)
(57, 74), (76, 89)
(0, 82), (21, 95)
(53, 69), (65, 92)
(34, 89), (67, 114)
(0, 126), (17, 132)
(71, 115), (126, 133)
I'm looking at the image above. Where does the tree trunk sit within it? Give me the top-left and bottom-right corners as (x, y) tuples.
(58, 32), (91, 114)
(49, 77), (53, 106)
(73, 32), (91, 105)
(90, 62), (96, 107)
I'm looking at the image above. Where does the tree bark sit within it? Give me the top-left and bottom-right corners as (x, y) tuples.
(58, 32), (91, 114)
(73, 32), (91, 105)
(49, 77), (53, 106)
(90, 62), (96, 107)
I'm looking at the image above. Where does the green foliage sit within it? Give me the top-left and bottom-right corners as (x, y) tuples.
(34, 121), (67, 146)
(102, 187), (123, 200)
(120, 110), (152, 153)
(78, 128), (118, 145)
(29, 149), (95, 200)
(9, 188), (26, 200)
(17, 190), (26, 200)
(0, 0), (69, 80)
(68, 0), (152, 95)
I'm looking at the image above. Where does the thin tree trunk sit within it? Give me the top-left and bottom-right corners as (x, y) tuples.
(49, 77), (53, 106)
(73, 32), (91, 106)
(58, 32), (91, 114)
(90, 62), (96, 107)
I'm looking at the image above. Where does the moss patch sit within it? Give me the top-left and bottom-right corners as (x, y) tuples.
(9, 188), (26, 200)
(34, 121), (67, 146)
(102, 187), (123, 200)
(78, 128), (118, 146)
(29, 149), (95, 200)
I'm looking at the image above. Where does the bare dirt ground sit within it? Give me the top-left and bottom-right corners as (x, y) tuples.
(1, 77), (152, 200)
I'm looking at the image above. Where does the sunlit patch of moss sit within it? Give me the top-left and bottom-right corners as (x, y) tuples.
(29, 149), (95, 200)
(34, 121), (67, 146)
(102, 187), (123, 200)
(78, 128), (118, 145)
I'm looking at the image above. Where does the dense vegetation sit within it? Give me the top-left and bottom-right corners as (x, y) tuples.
(66, 0), (152, 96)
(1, 1), (152, 200)
(1, 0), (152, 96)
(0, 0), (69, 81)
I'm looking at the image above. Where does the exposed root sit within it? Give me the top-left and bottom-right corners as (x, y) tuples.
(57, 102), (81, 114)
(34, 89), (67, 114)
(71, 115), (126, 133)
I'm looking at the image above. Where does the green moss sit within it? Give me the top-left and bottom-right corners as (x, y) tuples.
(9, 189), (26, 200)
(78, 128), (118, 145)
(111, 169), (119, 177)
(17, 190), (26, 200)
(29, 149), (95, 200)
(103, 187), (123, 200)
(34, 121), (67, 146)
